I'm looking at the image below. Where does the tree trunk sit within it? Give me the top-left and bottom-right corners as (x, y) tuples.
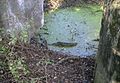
(0, 0), (44, 42)
(95, 0), (120, 83)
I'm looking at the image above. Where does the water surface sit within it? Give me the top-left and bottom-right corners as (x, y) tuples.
(41, 5), (102, 57)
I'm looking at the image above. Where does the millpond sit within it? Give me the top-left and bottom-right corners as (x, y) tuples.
(40, 5), (103, 57)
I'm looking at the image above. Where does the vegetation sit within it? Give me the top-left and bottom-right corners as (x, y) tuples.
(0, 0), (120, 83)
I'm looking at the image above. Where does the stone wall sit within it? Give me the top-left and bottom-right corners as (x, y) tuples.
(95, 0), (120, 83)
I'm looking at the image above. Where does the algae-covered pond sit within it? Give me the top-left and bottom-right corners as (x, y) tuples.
(41, 5), (103, 57)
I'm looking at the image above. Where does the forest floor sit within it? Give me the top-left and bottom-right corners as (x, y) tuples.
(0, 43), (95, 83)
(0, 0), (101, 82)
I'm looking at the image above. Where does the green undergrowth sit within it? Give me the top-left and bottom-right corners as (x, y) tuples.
(0, 28), (30, 82)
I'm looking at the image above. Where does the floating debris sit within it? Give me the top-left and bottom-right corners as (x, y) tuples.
(48, 42), (77, 47)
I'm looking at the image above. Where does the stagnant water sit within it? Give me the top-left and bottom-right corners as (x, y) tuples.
(40, 5), (102, 57)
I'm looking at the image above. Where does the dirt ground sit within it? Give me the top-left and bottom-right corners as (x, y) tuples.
(0, 0), (100, 82)
(0, 43), (95, 83)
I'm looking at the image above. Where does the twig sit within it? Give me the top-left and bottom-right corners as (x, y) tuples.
(53, 56), (80, 66)
(11, 44), (39, 52)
